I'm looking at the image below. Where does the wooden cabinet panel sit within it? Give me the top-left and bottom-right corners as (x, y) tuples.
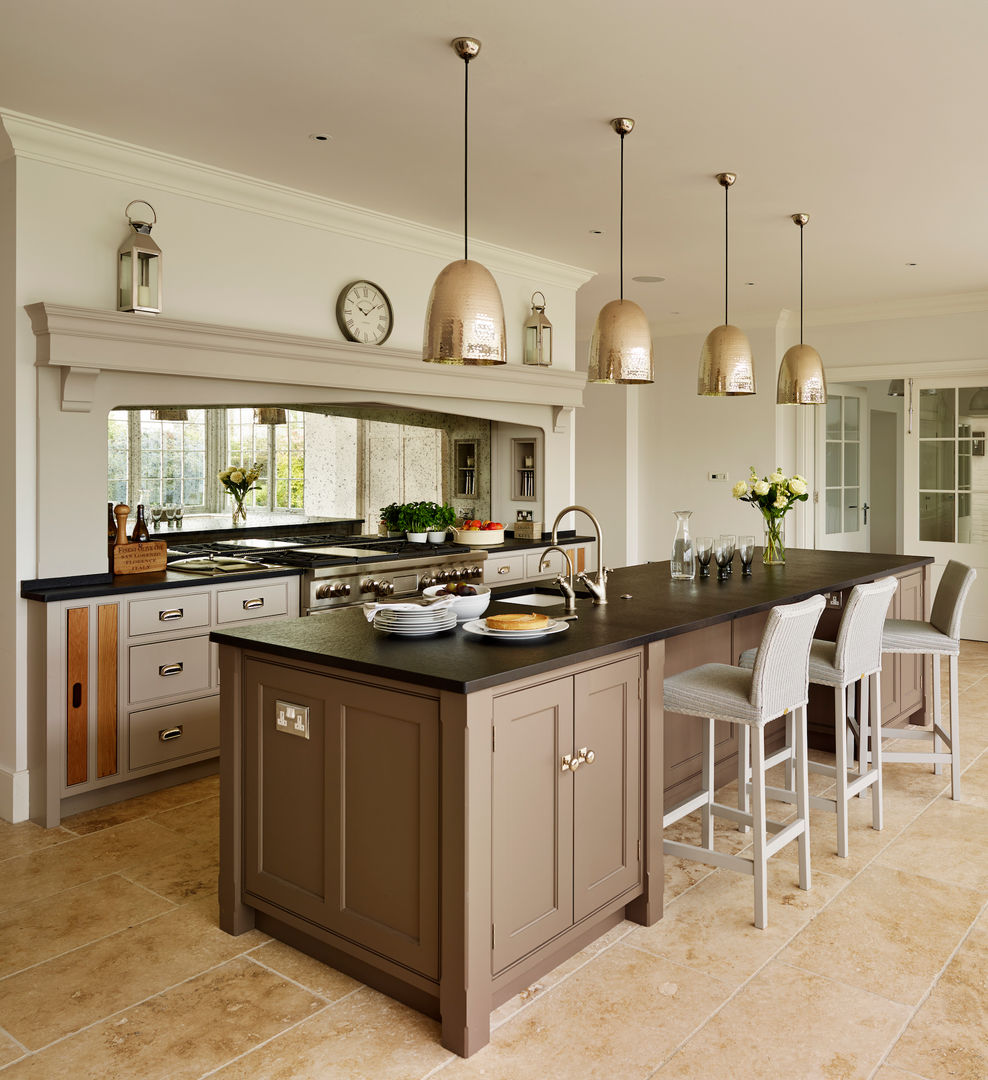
(573, 656), (641, 922)
(97, 603), (118, 778)
(243, 660), (440, 979)
(492, 678), (574, 972)
(65, 607), (89, 787)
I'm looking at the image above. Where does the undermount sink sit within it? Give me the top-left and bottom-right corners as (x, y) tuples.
(498, 591), (568, 607)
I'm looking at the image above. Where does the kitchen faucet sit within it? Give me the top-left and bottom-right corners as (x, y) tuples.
(550, 505), (608, 605)
(539, 545), (576, 613)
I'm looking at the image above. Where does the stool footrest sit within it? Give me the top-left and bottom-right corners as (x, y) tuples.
(882, 749), (954, 764)
(764, 819), (807, 859)
(663, 790), (710, 829)
(663, 839), (754, 877)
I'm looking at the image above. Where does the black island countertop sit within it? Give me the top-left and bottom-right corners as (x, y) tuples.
(209, 549), (931, 694)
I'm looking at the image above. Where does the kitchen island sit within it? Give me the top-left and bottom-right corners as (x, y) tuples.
(212, 550), (931, 1056)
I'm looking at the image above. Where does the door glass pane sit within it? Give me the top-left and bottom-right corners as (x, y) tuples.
(963, 491), (988, 542)
(920, 492), (955, 542)
(826, 396), (842, 440)
(919, 389), (955, 438)
(920, 441), (955, 489)
(844, 488), (860, 532)
(844, 396), (859, 441)
(844, 442), (859, 486)
(826, 442), (841, 487)
(826, 489), (842, 534)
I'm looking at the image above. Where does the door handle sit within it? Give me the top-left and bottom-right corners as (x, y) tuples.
(862, 502), (870, 524)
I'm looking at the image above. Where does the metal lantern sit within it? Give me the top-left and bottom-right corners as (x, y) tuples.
(523, 291), (552, 366)
(117, 200), (162, 314)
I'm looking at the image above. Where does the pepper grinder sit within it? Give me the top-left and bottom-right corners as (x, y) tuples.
(113, 504), (131, 546)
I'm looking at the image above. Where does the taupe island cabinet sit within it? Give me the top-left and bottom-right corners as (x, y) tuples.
(211, 550), (931, 1057)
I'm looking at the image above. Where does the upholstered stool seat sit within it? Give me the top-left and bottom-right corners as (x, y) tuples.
(879, 560), (976, 801)
(662, 594), (825, 929)
(738, 577), (899, 858)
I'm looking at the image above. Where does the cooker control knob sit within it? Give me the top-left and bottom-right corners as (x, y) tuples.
(375, 580), (394, 597)
(316, 582), (351, 599)
(469, 565), (484, 579)
(420, 574), (437, 588)
(436, 570), (454, 583)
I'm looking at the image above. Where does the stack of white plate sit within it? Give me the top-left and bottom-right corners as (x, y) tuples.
(373, 606), (457, 637)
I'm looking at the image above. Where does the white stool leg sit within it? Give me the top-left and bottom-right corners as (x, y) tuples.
(737, 724), (750, 832)
(835, 685), (850, 858)
(857, 677), (869, 798)
(794, 705), (811, 891)
(751, 725), (768, 929)
(702, 717), (715, 850)
(949, 655), (961, 800)
(870, 671), (883, 831)
(932, 657), (943, 776)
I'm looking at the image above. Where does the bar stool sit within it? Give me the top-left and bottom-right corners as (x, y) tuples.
(738, 577), (899, 858)
(880, 560), (976, 801)
(662, 594), (825, 929)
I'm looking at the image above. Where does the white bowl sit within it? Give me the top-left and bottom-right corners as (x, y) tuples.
(453, 528), (504, 546)
(422, 583), (491, 621)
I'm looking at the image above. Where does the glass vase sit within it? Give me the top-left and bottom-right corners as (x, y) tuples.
(671, 510), (695, 579)
(762, 513), (785, 564)
(231, 494), (247, 526)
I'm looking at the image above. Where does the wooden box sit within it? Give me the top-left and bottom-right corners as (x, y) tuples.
(113, 540), (167, 575)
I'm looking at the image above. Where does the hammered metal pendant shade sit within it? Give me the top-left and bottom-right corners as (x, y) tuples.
(423, 258), (507, 365)
(698, 324), (756, 395)
(588, 299), (653, 383)
(776, 344), (827, 404)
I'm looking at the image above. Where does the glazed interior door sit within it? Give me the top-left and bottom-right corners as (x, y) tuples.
(816, 386), (871, 552)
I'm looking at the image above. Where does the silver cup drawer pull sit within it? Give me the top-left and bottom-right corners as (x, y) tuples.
(497, 565), (510, 575)
(158, 608), (184, 621)
(158, 662), (184, 677)
(242, 598), (265, 610)
(159, 725), (184, 742)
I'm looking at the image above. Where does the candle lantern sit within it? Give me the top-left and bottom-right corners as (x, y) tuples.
(117, 200), (162, 314)
(523, 291), (552, 366)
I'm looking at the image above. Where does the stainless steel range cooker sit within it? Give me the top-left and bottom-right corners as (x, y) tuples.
(166, 533), (488, 614)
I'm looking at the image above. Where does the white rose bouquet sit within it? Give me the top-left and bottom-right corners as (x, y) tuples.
(731, 466), (808, 564)
(219, 462), (262, 524)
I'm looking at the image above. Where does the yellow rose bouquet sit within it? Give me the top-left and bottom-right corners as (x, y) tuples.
(731, 466), (808, 564)
(219, 462), (262, 524)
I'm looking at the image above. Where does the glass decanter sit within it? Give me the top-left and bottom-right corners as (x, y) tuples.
(670, 510), (695, 580)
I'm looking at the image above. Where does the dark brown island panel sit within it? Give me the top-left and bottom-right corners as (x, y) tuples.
(211, 550), (931, 1057)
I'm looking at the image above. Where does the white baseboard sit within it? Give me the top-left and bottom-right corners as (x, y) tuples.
(0, 765), (31, 824)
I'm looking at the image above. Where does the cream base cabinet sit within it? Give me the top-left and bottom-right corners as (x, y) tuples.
(491, 653), (642, 973)
(483, 542), (594, 586)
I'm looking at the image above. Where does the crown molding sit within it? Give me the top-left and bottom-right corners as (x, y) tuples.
(27, 302), (587, 414)
(1, 109), (594, 291)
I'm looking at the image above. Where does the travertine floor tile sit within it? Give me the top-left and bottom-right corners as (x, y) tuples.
(876, 797), (988, 892)
(0, 1029), (25, 1068)
(150, 796), (220, 856)
(0, 874), (173, 978)
(887, 909), (988, 1080)
(120, 840), (219, 904)
(60, 775), (219, 835)
(958, 751), (988, 808)
(247, 940), (362, 1001)
(0, 820), (73, 862)
(654, 961), (910, 1079)
(0, 896), (267, 1049)
(781, 864), (982, 1005)
(0, 819), (194, 911)
(0, 957), (323, 1080)
(627, 860), (846, 988)
(873, 1068), (933, 1080)
(435, 943), (731, 1080)
(210, 985), (452, 1080)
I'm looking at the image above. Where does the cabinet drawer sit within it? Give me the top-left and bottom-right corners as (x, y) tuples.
(484, 554), (527, 584)
(216, 580), (291, 624)
(129, 635), (212, 704)
(128, 593), (210, 637)
(129, 696), (219, 770)
(525, 546), (585, 579)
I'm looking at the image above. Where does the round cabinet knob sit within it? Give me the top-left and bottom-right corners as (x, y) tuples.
(578, 746), (595, 765)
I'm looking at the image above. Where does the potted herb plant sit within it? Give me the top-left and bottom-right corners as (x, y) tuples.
(402, 501), (432, 542)
(428, 501), (457, 543)
(379, 502), (404, 537)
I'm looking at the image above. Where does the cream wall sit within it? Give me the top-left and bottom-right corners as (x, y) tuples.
(0, 112), (592, 821)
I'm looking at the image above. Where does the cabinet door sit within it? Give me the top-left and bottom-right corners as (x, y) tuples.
(573, 656), (641, 922)
(492, 678), (574, 973)
(896, 568), (925, 720)
(243, 659), (440, 978)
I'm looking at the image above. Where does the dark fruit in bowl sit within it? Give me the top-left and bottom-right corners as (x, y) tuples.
(439, 583), (477, 596)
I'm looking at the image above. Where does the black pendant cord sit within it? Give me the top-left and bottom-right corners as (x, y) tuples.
(723, 181), (729, 326)
(463, 57), (470, 262)
(619, 132), (625, 301)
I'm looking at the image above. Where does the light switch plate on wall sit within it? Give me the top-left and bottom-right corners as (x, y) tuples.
(275, 700), (310, 739)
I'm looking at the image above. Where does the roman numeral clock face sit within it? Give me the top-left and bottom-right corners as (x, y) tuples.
(335, 280), (394, 345)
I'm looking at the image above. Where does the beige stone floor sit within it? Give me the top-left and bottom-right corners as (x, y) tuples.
(1, 643), (986, 1079)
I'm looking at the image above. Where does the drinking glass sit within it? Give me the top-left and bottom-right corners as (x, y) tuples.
(719, 534), (736, 574)
(164, 504), (176, 529)
(696, 536), (713, 578)
(149, 503), (163, 531)
(714, 540), (732, 581)
(739, 534), (755, 575)
(173, 506), (183, 530)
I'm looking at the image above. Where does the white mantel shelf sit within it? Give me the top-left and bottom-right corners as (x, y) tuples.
(26, 303), (587, 416)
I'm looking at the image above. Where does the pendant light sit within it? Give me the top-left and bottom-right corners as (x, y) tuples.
(587, 118), (653, 384)
(698, 173), (755, 396)
(887, 379), (905, 396)
(423, 37), (506, 366)
(776, 213), (827, 405)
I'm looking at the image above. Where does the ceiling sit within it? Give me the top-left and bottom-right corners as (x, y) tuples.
(2, 1), (986, 343)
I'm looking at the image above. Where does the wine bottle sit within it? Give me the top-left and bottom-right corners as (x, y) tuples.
(107, 501), (117, 548)
(131, 504), (151, 542)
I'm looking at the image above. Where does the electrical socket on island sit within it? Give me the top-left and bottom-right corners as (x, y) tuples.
(275, 700), (310, 739)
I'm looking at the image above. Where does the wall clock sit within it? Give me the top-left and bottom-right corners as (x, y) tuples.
(335, 280), (394, 345)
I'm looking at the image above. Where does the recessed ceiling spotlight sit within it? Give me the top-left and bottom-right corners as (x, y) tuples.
(745, 281), (756, 286)
(906, 262), (917, 267)
(308, 133), (332, 142)
(632, 275), (665, 283)
(589, 228), (603, 235)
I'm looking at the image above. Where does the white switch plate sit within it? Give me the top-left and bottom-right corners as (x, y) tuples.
(275, 700), (310, 739)
(709, 472), (729, 482)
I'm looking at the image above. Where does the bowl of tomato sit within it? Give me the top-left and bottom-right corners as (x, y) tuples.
(454, 521), (505, 546)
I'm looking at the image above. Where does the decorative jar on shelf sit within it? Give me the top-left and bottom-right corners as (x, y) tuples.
(670, 510), (695, 580)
